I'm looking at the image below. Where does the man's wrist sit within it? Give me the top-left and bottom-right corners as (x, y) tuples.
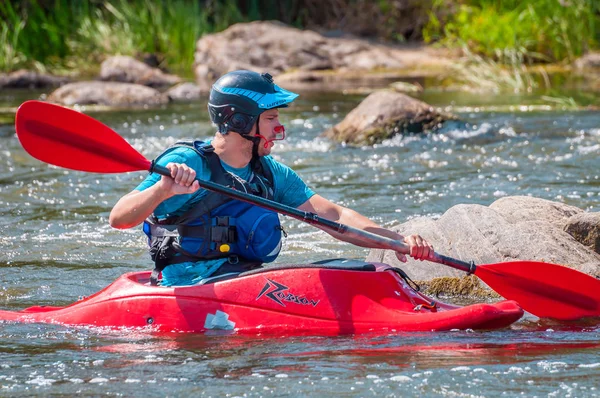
(152, 180), (176, 201)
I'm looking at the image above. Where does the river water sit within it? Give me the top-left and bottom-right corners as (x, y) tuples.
(0, 87), (599, 396)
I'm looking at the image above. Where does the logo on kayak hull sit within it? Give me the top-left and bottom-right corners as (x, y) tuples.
(256, 279), (320, 307)
(204, 310), (236, 330)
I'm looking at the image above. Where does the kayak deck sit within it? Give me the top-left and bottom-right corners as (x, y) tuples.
(0, 262), (523, 334)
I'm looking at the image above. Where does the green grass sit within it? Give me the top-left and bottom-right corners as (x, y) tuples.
(0, 17), (25, 71)
(425, 0), (600, 63)
(70, 0), (217, 74)
(448, 45), (543, 93)
(0, 0), (248, 75)
(540, 95), (580, 110)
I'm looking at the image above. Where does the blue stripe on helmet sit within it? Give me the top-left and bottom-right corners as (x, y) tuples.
(217, 84), (299, 109)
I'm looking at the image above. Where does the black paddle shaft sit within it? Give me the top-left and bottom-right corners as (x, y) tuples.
(151, 163), (477, 274)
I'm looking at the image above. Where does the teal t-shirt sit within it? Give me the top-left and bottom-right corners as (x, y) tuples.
(136, 145), (315, 286)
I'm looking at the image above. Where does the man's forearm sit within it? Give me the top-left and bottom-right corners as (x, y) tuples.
(109, 185), (171, 229)
(320, 207), (404, 247)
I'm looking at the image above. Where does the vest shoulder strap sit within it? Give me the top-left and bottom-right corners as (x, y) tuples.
(254, 156), (275, 187)
(165, 140), (230, 186)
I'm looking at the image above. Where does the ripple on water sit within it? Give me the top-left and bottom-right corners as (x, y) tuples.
(2, 95), (600, 396)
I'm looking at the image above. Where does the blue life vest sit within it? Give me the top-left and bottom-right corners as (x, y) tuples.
(143, 141), (283, 278)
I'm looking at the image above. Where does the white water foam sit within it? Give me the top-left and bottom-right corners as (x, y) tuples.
(390, 375), (412, 382)
(537, 360), (568, 373)
(578, 363), (600, 368)
(443, 122), (494, 140)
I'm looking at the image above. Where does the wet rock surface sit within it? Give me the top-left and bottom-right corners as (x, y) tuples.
(47, 81), (169, 107)
(100, 55), (182, 87)
(574, 52), (600, 70)
(0, 69), (71, 89)
(165, 82), (206, 102)
(193, 21), (451, 89)
(322, 90), (455, 145)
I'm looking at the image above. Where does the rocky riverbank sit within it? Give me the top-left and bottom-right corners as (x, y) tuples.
(3, 21), (600, 140)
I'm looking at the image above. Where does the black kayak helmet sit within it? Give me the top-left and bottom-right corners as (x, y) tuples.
(208, 70), (299, 136)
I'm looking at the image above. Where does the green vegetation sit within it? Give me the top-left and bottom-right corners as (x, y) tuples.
(0, 0), (250, 75)
(0, 0), (599, 76)
(448, 46), (542, 93)
(540, 95), (580, 110)
(0, 113), (16, 126)
(425, 0), (600, 63)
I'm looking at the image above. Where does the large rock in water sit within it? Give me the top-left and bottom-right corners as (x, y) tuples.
(366, 196), (600, 290)
(322, 90), (455, 145)
(48, 81), (169, 107)
(193, 21), (450, 89)
(100, 55), (182, 87)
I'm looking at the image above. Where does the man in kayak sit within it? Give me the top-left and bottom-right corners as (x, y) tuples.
(109, 70), (433, 286)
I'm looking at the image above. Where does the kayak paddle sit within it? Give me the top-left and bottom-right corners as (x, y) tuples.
(14, 100), (600, 321)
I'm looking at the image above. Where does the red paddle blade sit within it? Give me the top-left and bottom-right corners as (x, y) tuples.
(475, 261), (600, 320)
(15, 100), (151, 173)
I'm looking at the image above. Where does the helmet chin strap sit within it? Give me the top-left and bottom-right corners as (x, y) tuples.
(238, 114), (262, 162)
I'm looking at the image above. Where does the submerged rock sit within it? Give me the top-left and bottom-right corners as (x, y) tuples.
(322, 90), (455, 145)
(100, 55), (182, 87)
(193, 21), (451, 88)
(48, 81), (169, 107)
(366, 196), (600, 295)
(0, 69), (70, 89)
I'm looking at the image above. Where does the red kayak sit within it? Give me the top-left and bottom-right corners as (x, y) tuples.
(0, 261), (522, 334)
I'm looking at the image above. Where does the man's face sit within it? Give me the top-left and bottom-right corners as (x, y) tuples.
(253, 108), (284, 156)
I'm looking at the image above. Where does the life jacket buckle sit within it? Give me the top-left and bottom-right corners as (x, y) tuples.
(211, 225), (237, 243)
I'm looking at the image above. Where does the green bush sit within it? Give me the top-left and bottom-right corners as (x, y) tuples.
(425, 0), (600, 62)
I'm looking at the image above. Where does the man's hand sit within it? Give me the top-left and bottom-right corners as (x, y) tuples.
(395, 234), (434, 262)
(158, 162), (200, 197)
